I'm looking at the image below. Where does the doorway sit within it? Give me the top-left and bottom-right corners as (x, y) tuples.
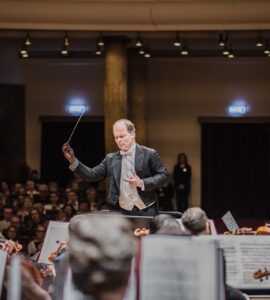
(200, 118), (270, 219)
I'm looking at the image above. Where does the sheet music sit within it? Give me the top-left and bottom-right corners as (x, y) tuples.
(140, 235), (224, 300)
(197, 235), (270, 289)
(38, 221), (69, 264)
(0, 250), (8, 296)
(221, 211), (239, 232)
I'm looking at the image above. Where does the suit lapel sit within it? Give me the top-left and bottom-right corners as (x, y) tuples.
(135, 144), (144, 174)
(113, 151), (122, 190)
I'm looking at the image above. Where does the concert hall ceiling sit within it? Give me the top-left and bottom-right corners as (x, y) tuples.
(1, 30), (270, 59)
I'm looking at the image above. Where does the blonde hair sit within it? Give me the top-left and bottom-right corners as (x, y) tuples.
(113, 119), (136, 134)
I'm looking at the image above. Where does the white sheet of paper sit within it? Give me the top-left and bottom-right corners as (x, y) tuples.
(221, 211), (239, 232)
(197, 235), (270, 289)
(38, 221), (69, 264)
(140, 235), (224, 300)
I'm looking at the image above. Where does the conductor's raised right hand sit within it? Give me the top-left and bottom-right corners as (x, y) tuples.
(62, 143), (76, 164)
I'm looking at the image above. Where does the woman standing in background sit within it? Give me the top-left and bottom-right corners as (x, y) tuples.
(173, 153), (192, 212)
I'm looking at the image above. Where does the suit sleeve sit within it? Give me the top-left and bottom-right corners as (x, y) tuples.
(73, 156), (108, 182)
(142, 151), (169, 191)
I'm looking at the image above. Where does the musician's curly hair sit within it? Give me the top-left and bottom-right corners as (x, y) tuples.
(181, 207), (208, 235)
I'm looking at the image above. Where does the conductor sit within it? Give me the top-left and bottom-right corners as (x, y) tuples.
(62, 119), (168, 216)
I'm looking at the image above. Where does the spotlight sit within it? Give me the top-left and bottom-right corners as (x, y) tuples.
(181, 43), (189, 55)
(256, 33), (263, 47)
(61, 45), (68, 55)
(222, 45), (230, 56)
(135, 32), (143, 47)
(264, 42), (270, 54)
(144, 47), (151, 58)
(61, 32), (70, 55)
(218, 32), (227, 47)
(95, 45), (102, 55)
(64, 33), (70, 46)
(139, 47), (145, 55)
(20, 45), (28, 55)
(173, 32), (181, 47)
(228, 53), (235, 58)
(24, 32), (32, 46)
(21, 52), (29, 58)
(98, 33), (105, 47)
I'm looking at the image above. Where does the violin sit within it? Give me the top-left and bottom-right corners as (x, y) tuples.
(224, 225), (270, 235)
(0, 240), (23, 257)
(48, 240), (67, 263)
(256, 225), (270, 235)
(254, 267), (270, 281)
(224, 227), (255, 235)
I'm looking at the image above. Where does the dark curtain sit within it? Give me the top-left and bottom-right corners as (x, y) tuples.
(201, 123), (270, 219)
(41, 120), (105, 187)
(0, 83), (26, 183)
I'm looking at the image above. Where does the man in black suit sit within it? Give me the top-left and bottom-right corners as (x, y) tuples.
(62, 119), (168, 216)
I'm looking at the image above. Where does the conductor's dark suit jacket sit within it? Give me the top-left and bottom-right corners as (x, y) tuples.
(73, 144), (169, 209)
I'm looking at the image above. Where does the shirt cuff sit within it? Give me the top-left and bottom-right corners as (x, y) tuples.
(141, 180), (145, 191)
(69, 158), (79, 171)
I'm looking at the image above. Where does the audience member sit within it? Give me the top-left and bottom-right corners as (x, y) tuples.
(0, 193), (8, 215)
(0, 181), (10, 198)
(173, 152), (192, 212)
(37, 184), (50, 203)
(17, 196), (33, 222)
(24, 208), (46, 238)
(10, 215), (22, 232)
(66, 190), (79, 211)
(27, 224), (46, 256)
(77, 201), (89, 215)
(29, 169), (41, 185)
(26, 180), (39, 198)
(61, 204), (76, 222)
(4, 225), (19, 241)
(44, 192), (63, 215)
(0, 206), (14, 233)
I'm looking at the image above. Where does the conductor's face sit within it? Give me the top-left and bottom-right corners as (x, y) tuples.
(113, 122), (135, 151)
